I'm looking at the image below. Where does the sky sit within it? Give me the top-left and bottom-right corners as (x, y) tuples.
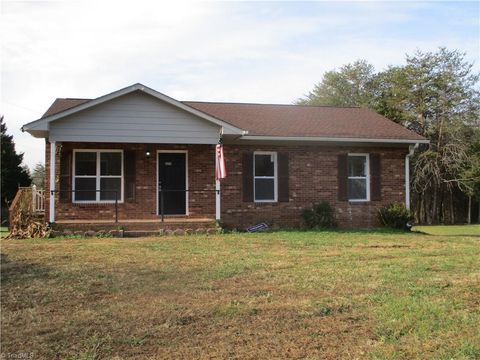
(1, 0), (479, 169)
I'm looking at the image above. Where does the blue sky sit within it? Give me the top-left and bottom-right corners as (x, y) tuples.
(1, 0), (479, 168)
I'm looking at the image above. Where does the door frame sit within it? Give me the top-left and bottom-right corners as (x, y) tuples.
(156, 150), (189, 216)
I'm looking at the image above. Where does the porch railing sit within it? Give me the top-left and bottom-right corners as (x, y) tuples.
(158, 188), (220, 222)
(32, 185), (45, 213)
(50, 188), (219, 224)
(51, 190), (119, 223)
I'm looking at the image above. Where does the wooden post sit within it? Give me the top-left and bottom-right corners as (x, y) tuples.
(31, 184), (36, 212)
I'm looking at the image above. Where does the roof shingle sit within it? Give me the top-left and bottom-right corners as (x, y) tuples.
(41, 97), (425, 141)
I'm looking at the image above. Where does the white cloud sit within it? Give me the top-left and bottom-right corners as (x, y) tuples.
(1, 0), (478, 168)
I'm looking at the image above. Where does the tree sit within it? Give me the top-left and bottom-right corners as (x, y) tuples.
(461, 128), (480, 223)
(389, 49), (479, 223)
(296, 60), (377, 107)
(1, 116), (31, 221)
(298, 48), (480, 224)
(31, 162), (46, 189)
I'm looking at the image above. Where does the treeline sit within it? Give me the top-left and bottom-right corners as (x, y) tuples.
(1, 116), (45, 225)
(298, 48), (480, 224)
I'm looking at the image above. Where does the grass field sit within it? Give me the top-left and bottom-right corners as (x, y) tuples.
(1, 230), (479, 359)
(413, 224), (480, 236)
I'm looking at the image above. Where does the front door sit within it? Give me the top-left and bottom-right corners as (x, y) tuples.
(158, 152), (187, 215)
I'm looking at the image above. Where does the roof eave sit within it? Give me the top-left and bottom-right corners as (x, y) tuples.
(239, 135), (429, 144)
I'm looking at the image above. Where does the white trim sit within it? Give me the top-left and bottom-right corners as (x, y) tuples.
(49, 141), (56, 223)
(253, 151), (278, 203)
(72, 149), (124, 203)
(405, 143), (419, 210)
(241, 135), (429, 144)
(23, 83), (244, 135)
(156, 150), (189, 216)
(215, 148), (221, 220)
(347, 153), (370, 202)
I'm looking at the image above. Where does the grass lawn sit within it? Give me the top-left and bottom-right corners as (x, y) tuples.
(413, 224), (480, 236)
(1, 230), (479, 359)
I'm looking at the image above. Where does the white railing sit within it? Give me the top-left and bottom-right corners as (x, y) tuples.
(31, 185), (45, 213)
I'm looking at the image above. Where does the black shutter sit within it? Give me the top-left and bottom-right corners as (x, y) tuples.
(278, 152), (289, 202)
(370, 153), (382, 201)
(242, 152), (253, 202)
(59, 149), (72, 203)
(124, 150), (136, 202)
(337, 154), (348, 201)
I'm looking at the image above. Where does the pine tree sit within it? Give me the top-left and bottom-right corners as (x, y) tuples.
(1, 116), (31, 222)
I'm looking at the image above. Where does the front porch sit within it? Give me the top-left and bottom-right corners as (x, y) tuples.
(47, 142), (222, 230)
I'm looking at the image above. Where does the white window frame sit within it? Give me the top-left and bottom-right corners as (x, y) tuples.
(347, 153), (370, 202)
(72, 149), (124, 203)
(253, 151), (278, 203)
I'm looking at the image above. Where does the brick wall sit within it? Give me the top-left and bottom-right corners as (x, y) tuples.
(45, 142), (216, 222)
(46, 142), (407, 229)
(220, 144), (408, 229)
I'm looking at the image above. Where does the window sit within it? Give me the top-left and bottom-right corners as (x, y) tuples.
(254, 152), (277, 202)
(73, 150), (123, 202)
(347, 154), (369, 201)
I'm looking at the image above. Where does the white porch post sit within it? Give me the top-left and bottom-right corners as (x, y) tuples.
(215, 146), (221, 221)
(49, 141), (56, 223)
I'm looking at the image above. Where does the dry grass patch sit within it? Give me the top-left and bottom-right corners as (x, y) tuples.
(1, 230), (479, 359)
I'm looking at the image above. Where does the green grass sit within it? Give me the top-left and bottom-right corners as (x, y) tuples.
(1, 230), (479, 359)
(413, 224), (480, 236)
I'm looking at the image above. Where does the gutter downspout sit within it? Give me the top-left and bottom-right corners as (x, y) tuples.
(405, 143), (419, 211)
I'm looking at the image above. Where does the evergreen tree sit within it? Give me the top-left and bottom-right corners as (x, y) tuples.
(1, 116), (31, 221)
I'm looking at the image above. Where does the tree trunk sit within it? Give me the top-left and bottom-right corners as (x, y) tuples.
(478, 200), (480, 224)
(449, 190), (455, 224)
(467, 196), (471, 225)
(431, 185), (438, 224)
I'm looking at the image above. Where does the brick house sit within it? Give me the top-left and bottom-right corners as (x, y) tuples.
(22, 83), (428, 231)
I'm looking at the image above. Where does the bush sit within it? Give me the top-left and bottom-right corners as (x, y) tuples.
(302, 201), (337, 229)
(378, 202), (413, 230)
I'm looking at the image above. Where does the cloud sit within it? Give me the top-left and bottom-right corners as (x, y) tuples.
(1, 0), (478, 168)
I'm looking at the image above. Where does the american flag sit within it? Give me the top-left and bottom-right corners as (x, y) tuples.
(216, 139), (227, 180)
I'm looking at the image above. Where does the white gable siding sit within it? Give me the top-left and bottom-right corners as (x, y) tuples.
(49, 92), (220, 144)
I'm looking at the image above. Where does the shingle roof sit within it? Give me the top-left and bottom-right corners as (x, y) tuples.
(42, 98), (91, 118)
(184, 101), (425, 140)
(41, 97), (425, 141)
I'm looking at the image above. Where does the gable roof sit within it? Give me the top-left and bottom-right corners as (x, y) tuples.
(23, 83), (245, 135)
(25, 83), (427, 143)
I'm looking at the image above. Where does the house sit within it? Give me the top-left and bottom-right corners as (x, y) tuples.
(22, 83), (428, 231)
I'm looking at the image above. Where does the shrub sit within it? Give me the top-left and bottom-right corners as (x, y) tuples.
(378, 202), (413, 230)
(302, 201), (337, 229)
